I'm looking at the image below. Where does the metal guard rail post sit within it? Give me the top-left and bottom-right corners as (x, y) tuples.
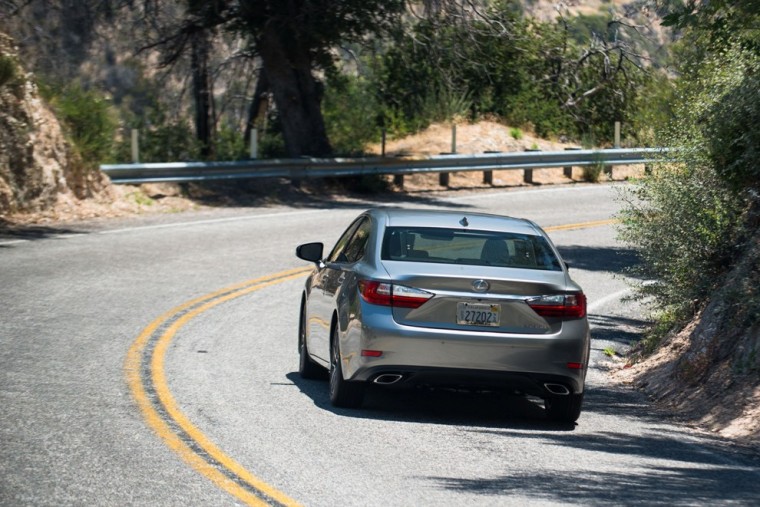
(100, 148), (669, 185)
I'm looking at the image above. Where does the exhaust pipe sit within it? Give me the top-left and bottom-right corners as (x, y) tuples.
(544, 383), (570, 396)
(374, 374), (404, 385)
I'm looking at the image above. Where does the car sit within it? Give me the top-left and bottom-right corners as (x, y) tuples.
(295, 208), (590, 422)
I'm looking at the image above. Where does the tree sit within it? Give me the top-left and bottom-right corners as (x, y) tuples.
(137, 0), (404, 158)
(229, 0), (405, 157)
(137, 1), (226, 158)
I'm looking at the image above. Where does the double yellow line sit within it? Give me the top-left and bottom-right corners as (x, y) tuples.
(124, 267), (311, 507)
(545, 218), (618, 232)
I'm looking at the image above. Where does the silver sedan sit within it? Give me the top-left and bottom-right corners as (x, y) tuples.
(296, 209), (590, 423)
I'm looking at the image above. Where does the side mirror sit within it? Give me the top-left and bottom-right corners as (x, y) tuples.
(296, 242), (324, 263)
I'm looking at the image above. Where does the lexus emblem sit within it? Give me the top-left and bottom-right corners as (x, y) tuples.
(472, 279), (489, 292)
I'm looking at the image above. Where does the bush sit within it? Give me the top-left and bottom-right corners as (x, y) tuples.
(322, 74), (383, 156)
(619, 44), (760, 327)
(215, 124), (248, 160)
(47, 82), (116, 167)
(701, 50), (760, 192)
(619, 162), (743, 313)
(582, 162), (603, 182)
(0, 54), (17, 88)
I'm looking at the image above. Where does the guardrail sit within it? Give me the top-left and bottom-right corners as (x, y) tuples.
(100, 147), (668, 185)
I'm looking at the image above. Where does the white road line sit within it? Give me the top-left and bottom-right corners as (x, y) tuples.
(588, 288), (632, 313)
(448, 183), (624, 202)
(0, 239), (29, 246)
(99, 208), (329, 235)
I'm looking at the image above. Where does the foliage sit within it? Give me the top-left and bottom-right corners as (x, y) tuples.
(112, 105), (202, 163)
(662, 0), (760, 54)
(376, 3), (655, 145)
(582, 160), (604, 183)
(0, 54), (17, 88)
(629, 72), (676, 146)
(215, 124), (248, 161)
(45, 81), (116, 167)
(567, 13), (616, 47)
(619, 163), (743, 316)
(618, 43), (757, 339)
(322, 73), (382, 156)
(701, 51), (760, 191)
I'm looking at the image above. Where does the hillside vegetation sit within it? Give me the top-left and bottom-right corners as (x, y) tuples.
(616, 1), (760, 443)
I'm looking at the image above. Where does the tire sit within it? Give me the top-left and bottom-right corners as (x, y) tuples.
(298, 301), (325, 380)
(545, 392), (584, 423)
(329, 324), (365, 408)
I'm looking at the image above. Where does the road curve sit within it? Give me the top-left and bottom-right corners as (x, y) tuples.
(1, 184), (758, 506)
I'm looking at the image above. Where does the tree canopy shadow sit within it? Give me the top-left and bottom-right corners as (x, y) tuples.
(180, 178), (475, 210)
(0, 220), (87, 244)
(558, 244), (641, 276)
(589, 314), (648, 347)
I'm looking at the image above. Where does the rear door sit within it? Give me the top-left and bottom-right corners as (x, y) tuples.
(310, 216), (371, 359)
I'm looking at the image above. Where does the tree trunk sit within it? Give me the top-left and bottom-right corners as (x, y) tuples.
(257, 24), (332, 158)
(244, 68), (269, 145)
(191, 29), (213, 158)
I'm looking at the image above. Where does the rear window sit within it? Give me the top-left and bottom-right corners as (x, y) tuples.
(381, 227), (562, 271)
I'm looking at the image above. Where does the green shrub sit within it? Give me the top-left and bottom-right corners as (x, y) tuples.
(0, 55), (17, 88)
(417, 86), (472, 125)
(619, 161), (744, 330)
(48, 82), (116, 167)
(215, 124), (248, 160)
(582, 162), (603, 182)
(509, 127), (523, 140)
(322, 74), (383, 156)
(701, 50), (760, 192)
(618, 44), (757, 338)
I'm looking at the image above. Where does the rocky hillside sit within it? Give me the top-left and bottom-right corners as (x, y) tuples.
(0, 32), (109, 217)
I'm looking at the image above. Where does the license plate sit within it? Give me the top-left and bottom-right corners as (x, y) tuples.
(457, 303), (501, 326)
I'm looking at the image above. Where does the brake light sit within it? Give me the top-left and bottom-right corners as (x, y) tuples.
(358, 280), (433, 309)
(527, 293), (586, 318)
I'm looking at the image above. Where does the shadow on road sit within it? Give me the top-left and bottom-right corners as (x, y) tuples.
(557, 244), (640, 276)
(0, 220), (88, 244)
(590, 314), (648, 347)
(286, 370), (760, 507)
(285, 372), (576, 433)
(183, 178), (477, 211)
(425, 457), (759, 505)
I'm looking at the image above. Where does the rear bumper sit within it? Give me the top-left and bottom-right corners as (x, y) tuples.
(341, 306), (590, 396)
(357, 365), (584, 397)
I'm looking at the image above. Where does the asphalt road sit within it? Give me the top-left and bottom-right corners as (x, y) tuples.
(2, 183), (759, 506)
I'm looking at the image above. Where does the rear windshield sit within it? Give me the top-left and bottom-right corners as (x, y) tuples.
(381, 227), (563, 271)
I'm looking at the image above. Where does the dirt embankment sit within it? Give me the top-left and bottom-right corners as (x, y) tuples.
(615, 232), (760, 447)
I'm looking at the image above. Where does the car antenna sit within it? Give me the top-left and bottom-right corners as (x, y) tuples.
(459, 217), (469, 227)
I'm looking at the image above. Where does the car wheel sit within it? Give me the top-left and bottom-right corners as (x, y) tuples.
(329, 324), (365, 408)
(298, 301), (325, 380)
(545, 392), (584, 423)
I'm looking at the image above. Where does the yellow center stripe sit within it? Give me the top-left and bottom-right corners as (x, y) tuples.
(544, 218), (618, 231)
(125, 267), (312, 506)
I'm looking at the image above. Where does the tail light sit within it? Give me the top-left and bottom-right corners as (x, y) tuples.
(358, 280), (433, 309)
(527, 293), (586, 318)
